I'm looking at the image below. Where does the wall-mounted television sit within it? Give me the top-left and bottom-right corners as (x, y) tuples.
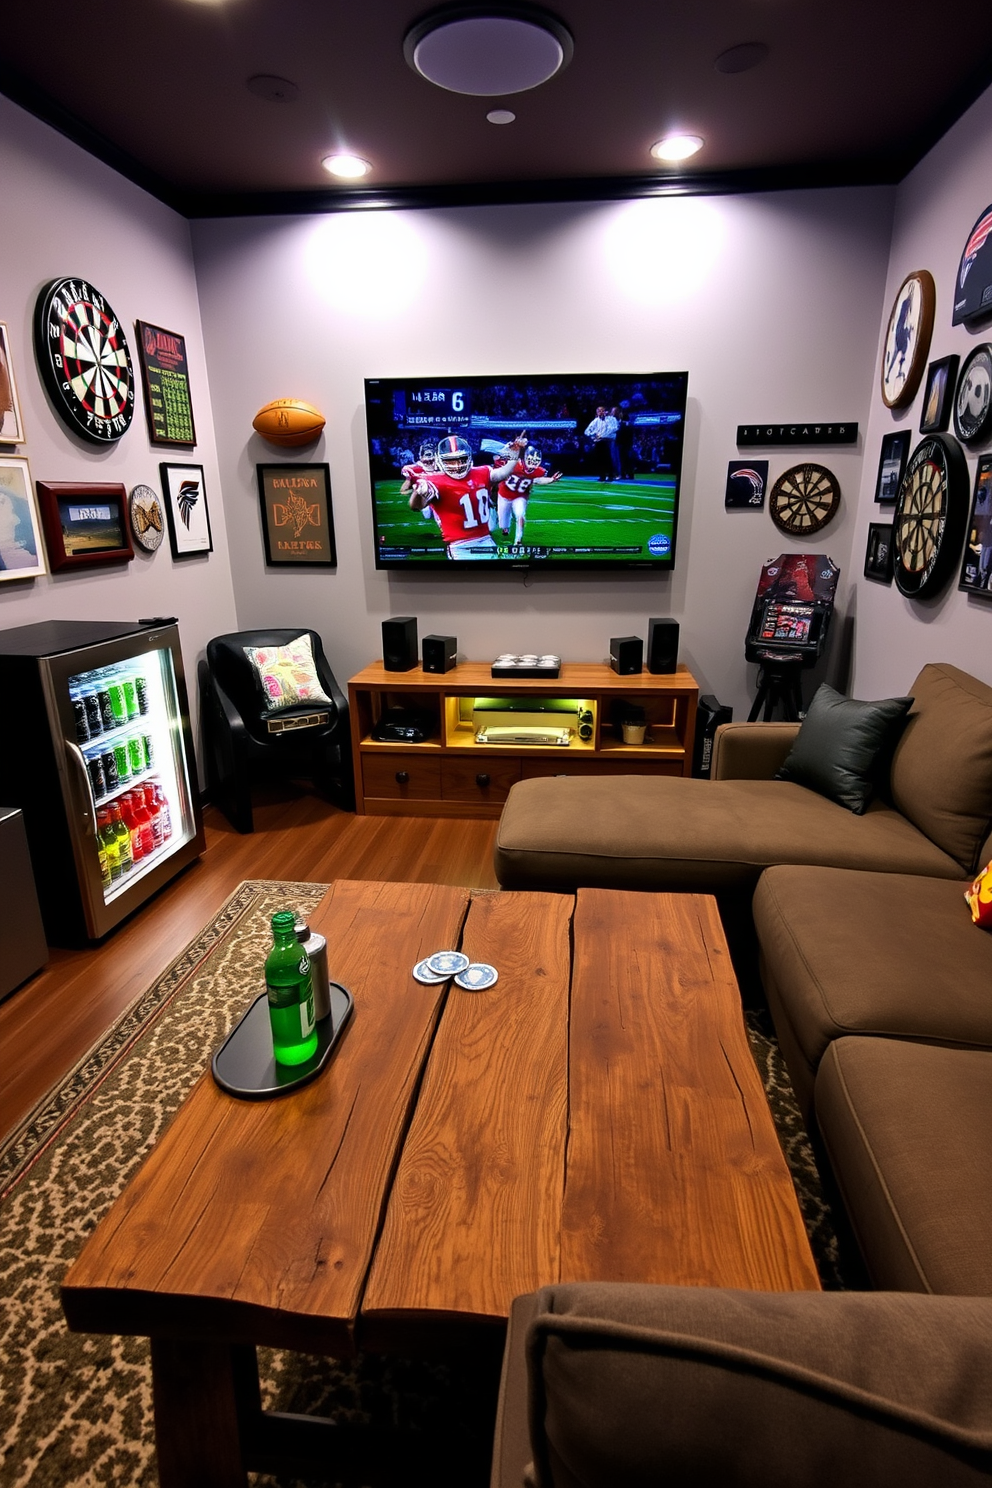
(363, 371), (688, 569)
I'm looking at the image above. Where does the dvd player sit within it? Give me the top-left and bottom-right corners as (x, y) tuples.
(474, 726), (572, 746)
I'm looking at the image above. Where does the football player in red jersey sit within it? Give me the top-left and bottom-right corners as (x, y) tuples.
(410, 432), (526, 559)
(400, 439), (440, 495)
(496, 443), (562, 546)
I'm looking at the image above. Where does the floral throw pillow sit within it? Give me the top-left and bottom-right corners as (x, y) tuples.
(243, 634), (332, 711)
(965, 861), (992, 929)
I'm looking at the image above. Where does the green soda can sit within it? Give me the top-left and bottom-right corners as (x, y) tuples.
(265, 911), (318, 1066)
(108, 681), (127, 727)
(114, 739), (131, 784)
(127, 733), (144, 776)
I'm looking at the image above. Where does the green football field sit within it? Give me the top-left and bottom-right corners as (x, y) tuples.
(374, 475), (678, 562)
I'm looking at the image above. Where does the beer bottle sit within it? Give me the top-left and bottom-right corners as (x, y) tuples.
(110, 801), (133, 875)
(265, 910), (318, 1066)
(98, 808), (121, 882)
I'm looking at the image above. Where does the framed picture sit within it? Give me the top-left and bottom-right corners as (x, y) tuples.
(35, 481), (133, 572)
(724, 460), (768, 509)
(880, 269), (935, 410)
(0, 457), (46, 579)
(0, 323), (26, 444)
(959, 453), (992, 598)
(864, 522), (895, 584)
(135, 321), (196, 446)
(919, 354), (959, 434)
(160, 463), (212, 558)
(256, 463), (336, 566)
(874, 430), (911, 502)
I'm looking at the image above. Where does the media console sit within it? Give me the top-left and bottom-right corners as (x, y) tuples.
(348, 661), (699, 818)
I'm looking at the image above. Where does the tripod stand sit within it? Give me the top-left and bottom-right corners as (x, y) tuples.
(747, 652), (806, 722)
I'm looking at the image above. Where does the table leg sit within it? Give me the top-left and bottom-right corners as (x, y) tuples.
(150, 1337), (252, 1488)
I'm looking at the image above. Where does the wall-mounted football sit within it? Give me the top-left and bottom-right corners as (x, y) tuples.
(252, 398), (325, 447)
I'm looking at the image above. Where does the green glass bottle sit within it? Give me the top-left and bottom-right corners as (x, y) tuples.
(265, 911), (318, 1066)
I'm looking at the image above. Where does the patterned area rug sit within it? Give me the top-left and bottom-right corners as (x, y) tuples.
(0, 880), (847, 1488)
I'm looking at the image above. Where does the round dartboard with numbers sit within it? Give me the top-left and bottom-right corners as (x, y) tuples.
(892, 433), (969, 598)
(769, 462), (840, 536)
(34, 277), (135, 443)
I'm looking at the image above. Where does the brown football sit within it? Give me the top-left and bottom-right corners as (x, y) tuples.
(252, 398), (325, 447)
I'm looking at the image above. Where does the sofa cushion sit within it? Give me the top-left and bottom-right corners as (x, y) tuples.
(816, 1038), (992, 1295)
(774, 683), (913, 814)
(493, 1282), (992, 1488)
(494, 776), (964, 894)
(889, 663), (992, 872)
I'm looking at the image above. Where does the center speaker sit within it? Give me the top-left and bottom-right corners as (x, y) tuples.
(647, 617), (679, 674)
(382, 616), (418, 672)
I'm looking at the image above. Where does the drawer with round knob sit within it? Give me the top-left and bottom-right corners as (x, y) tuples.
(362, 752), (442, 799)
(440, 756), (521, 802)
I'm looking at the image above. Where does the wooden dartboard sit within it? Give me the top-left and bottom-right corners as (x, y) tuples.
(892, 433), (969, 598)
(769, 463), (840, 536)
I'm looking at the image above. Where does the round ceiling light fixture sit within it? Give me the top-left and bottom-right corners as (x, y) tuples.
(404, 4), (573, 96)
(322, 153), (372, 179)
(246, 74), (300, 102)
(650, 134), (704, 163)
(487, 108), (516, 124)
(714, 42), (769, 75)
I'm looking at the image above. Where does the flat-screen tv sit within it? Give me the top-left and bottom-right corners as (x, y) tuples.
(363, 372), (688, 569)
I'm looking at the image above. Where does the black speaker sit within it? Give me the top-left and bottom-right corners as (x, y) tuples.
(422, 634), (457, 673)
(382, 616), (418, 672)
(692, 694), (734, 778)
(647, 617), (679, 675)
(609, 635), (643, 675)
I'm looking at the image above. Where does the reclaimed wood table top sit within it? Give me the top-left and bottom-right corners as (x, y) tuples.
(62, 879), (819, 1361)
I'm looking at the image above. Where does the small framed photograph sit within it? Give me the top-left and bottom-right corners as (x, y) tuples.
(919, 354), (959, 434)
(160, 462), (212, 558)
(724, 460), (768, 509)
(873, 430), (911, 503)
(959, 453), (992, 597)
(36, 480), (132, 572)
(136, 320), (196, 447)
(0, 323), (26, 445)
(0, 457), (46, 579)
(864, 522), (895, 583)
(256, 463), (336, 566)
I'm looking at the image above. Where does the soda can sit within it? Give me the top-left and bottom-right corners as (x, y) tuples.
(142, 733), (154, 769)
(101, 748), (119, 791)
(127, 734), (144, 776)
(108, 682), (127, 727)
(83, 690), (103, 738)
(85, 748), (107, 799)
(135, 676), (149, 715)
(122, 678), (138, 720)
(113, 739), (131, 784)
(97, 689), (115, 732)
(71, 691), (90, 745)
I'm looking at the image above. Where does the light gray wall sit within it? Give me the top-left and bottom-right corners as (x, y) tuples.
(191, 188), (894, 717)
(0, 94), (237, 774)
(851, 84), (992, 696)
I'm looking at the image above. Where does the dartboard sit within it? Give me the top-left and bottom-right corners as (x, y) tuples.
(769, 463), (840, 535)
(34, 277), (135, 443)
(892, 433), (969, 598)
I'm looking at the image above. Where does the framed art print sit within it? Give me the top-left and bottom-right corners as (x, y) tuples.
(864, 522), (894, 583)
(959, 453), (992, 597)
(135, 320), (196, 446)
(724, 460), (768, 509)
(35, 480), (133, 572)
(953, 344), (992, 444)
(0, 457), (46, 580)
(919, 354), (959, 434)
(874, 430), (911, 502)
(160, 462), (212, 558)
(256, 463), (336, 566)
(880, 269), (935, 410)
(0, 323), (26, 444)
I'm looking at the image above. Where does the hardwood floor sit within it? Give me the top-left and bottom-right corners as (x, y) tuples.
(0, 788), (499, 1146)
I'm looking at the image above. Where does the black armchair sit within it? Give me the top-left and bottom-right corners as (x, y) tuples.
(200, 629), (354, 833)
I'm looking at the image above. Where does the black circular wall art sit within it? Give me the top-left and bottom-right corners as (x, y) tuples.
(891, 433), (969, 599)
(953, 343), (992, 444)
(952, 205), (992, 326)
(769, 463), (840, 536)
(34, 277), (135, 444)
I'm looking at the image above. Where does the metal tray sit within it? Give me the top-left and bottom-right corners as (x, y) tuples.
(211, 982), (353, 1099)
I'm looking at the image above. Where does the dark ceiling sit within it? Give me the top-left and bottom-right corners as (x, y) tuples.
(3, 0), (992, 216)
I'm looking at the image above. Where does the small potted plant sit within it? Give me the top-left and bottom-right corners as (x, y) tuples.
(616, 702), (648, 745)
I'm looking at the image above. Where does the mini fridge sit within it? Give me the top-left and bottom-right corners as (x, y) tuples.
(0, 619), (205, 943)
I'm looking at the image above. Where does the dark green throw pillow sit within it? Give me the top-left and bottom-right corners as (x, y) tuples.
(775, 683), (914, 814)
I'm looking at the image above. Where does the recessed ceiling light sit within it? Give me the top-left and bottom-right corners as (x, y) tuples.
(650, 134), (704, 163)
(404, 5), (573, 96)
(487, 108), (516, 124)
(246, 74), (299, 102)
(322, 154), (371, 179)
(714, 42), (769, 75)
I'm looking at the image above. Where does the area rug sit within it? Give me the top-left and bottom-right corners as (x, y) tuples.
(0, 880), (846, 1488)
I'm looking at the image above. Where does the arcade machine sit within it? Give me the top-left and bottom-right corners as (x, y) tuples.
(744, 554), (840, 721)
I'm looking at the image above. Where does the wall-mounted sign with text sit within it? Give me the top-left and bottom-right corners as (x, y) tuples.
(136, 320), (197, 447)
(736, 422), (858, 446)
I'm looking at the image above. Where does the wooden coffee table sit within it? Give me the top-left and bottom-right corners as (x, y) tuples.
(61, 879), (818, 1486)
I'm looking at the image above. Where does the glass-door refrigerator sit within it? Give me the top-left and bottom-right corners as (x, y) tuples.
(0, 619), (205, 942)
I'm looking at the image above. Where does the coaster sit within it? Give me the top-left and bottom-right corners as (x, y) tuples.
(412, 958), (449, 985)
(426, 950), (470, 976)
(454, 962), (499, 990)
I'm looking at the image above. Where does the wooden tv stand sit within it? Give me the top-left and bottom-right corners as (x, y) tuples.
(348, 660), (699, 818)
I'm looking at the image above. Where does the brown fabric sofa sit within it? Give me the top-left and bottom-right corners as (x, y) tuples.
(492, 1284), (992, 1487)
